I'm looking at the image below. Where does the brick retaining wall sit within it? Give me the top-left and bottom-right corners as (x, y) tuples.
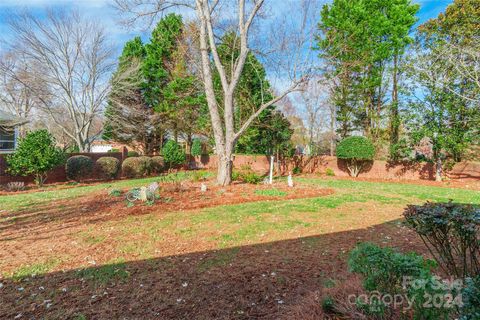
(193, 155), (480, 181)
(1, 153), (479, 185)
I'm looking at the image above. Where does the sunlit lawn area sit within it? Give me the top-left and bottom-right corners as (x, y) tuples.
(0, 175), (479, 318)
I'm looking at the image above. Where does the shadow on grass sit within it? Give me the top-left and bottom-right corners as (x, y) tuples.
(0, 218), (426, 319)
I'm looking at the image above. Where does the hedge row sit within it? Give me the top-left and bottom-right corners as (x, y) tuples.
(65, 155), (166, 181)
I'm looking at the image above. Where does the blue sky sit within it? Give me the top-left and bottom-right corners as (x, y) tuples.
(0, 0), (454, 50)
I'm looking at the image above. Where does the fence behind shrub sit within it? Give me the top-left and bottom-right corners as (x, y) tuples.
(1, 153), (479, 185)
(0, 152), (124, 185)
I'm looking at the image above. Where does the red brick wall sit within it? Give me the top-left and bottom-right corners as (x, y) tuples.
(192, 155), (479, 181)
(2, 152), (479, 185)
(0, 152), (124, 185)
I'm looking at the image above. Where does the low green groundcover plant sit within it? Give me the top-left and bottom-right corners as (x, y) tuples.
(336, 136), (375, 177)
(6, 129), (65, 186)
(348, 243), (454, 319)
(66, 155), (94, 182)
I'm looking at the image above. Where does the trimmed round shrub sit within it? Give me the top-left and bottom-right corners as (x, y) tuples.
(336, 136), (375, 177)
(151, 156), (165, 174)
(66, 155), (94, 182)
(96, 157), (120, 179)
(127, 150), (139, 157)
(162, 140), (186, 168)
(122, 156), (152, 178)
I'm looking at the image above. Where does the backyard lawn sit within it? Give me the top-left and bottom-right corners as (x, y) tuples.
(1, 173), (479, 319)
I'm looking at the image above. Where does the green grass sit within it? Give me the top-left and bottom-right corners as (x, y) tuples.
(3, 176), (480, 281)
(76, 259), (129, 285)
(254, 188), (287, 197)
(183, 178), (480, 246)
(299, 178), (480, 204)
(0, 171), (211, 213)
(9, 258), (62, 280)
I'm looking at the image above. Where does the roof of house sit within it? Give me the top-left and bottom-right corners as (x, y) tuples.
(0, 110), (28, 127)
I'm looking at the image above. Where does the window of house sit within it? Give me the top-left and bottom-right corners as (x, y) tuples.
(0, 128), (15, 151)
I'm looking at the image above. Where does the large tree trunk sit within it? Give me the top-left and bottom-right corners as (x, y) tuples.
(217, 152), (233, 186)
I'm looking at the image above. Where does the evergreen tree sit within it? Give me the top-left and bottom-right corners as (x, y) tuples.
(316, 0), (419, 146)
(405, 0), (480, 180)
(103, 36), (165, 155)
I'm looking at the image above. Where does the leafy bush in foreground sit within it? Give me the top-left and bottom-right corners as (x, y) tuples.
(348, 243), (452, 319)
(404, 201), (480, 278)
(96, 157), (120, 179)
(66, 155), (94, 182)
(6, 129), (65, 186)
(461, 276), (480, 320)
(336, 136), (375, 177)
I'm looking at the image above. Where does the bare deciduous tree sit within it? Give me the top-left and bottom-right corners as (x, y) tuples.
(108, 59), (166, 154)
(296, 78), (336, 155)
(3, 9), (114, 151)
(0, 52), (38, 137)
(115, 0), (314, 185)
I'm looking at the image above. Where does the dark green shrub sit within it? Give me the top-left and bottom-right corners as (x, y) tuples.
(348, 243), (452, 319)
(461, 276), (480, 320)
(404, 202), (480, 278)
(151, 156), (165, 174)
(162, 140), (185, 168)
(122, 156), (152, 178)
(96, 157), (120, 179)
(127, 151), (139, 157)
(336, 136), (375, 177)
(6, 129), (65, 186)
(191, 139), (203, 156)
(292, 166), (301, 174)
(66, 155), (94, 182)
